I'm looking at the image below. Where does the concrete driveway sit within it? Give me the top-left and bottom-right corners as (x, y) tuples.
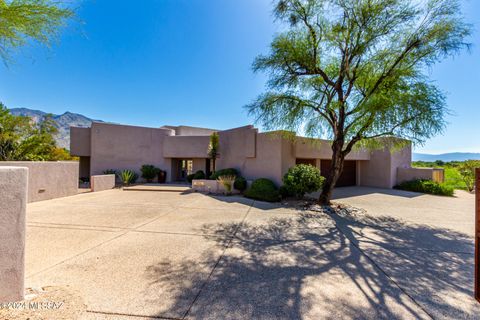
(24, 187), (479, 319)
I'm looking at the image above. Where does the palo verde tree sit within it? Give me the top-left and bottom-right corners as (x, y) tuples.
(0, 0), (74, 63)
(247, 0), (471, 204)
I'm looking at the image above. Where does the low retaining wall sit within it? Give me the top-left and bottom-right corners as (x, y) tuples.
(397, 167), (444, 185)
(192, 179), (240, 194)
(0, 161), (79, 202)
(91, 174), (115, 192)
(0, 167), (27, 302)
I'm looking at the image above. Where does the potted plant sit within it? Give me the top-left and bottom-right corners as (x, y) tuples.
(140, 165), (160, 183)
(158, 169), (167, 184)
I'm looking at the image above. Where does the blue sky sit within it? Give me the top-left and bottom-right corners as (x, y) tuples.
(0, 0), (478, 154)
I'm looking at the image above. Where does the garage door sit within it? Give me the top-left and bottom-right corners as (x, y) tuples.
(321, 160), (356, 187)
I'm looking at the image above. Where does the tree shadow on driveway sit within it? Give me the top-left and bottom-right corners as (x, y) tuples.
(145, 208), (478, 319)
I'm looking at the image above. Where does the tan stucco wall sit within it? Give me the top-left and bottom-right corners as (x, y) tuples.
(359, 143), (412, 188)
(90, 122), (173, 181)
(217, 127), (287, 185)
(294, 137), (370, 160)
(91, 174), (115, 192)
(192, 158), (207, 173)
(0, 162), (79, 202)
(174, 125), (216, 136)
(70, 127), (91, 156)
(163, 136), (210, 158)
(397, 167), (444, 185)
(0, 167), (27, 302)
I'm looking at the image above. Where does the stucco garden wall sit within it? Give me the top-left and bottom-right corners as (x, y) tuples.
(0, 167), (27, 302)
(91, 174), (116, 192)
(0, 161), (79, 202)
(397, 167), (445, 185)
(191, 179), (241, 194)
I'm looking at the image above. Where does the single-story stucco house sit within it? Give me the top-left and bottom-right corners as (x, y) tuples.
(70, 122), (440, 188)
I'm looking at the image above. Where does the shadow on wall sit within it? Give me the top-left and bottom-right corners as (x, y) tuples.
(145, 208), (476, 319)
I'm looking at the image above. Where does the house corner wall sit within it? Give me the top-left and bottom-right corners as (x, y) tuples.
(359, 142), (412, 189)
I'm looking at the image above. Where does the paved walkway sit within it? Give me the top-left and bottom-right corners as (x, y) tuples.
(24, 187), (479, 319)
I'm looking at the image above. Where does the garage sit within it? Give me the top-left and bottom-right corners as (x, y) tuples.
(321, 160), (357, 187)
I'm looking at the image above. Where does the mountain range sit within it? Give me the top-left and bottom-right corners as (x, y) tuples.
(413, 152), (480, 162)
(9, 108), (102, 149)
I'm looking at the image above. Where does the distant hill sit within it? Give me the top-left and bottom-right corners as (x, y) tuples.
(9, 108), (102, 149)
(413, 152), (480, 162)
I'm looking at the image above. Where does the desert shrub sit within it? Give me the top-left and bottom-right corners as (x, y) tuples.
(210, 168), (239, 180)
(234, 176), (247, 192)
(279, 185), (294, 199)
(119, 169), (138, 186)
(187, 170), (206, 183)
(458, 160), (480, 192)
(217, 175), (236, 195)
(140, 164), (160, 182)
(244, 178), (280, 202)
(394, 179), (454, 196)
(187, 173), (195, 183)
(103, 169), (117, 175)
(282, 164), (325, 199)
(194, 170), (206, 180)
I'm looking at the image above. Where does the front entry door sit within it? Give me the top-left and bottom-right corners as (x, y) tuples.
(176, 159), (193, 181)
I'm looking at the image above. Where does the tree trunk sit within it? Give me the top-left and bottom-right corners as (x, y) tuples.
(318, 142), (345, 205)
(212, 158), (216, 174)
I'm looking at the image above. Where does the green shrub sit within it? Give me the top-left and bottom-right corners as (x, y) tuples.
(282, 164), (325, 199)
(140, 164), (160, 182)
(210, 168), (239, 180)
(394, 179), (454, 196)
(118, 169), (138, 186)
(279, 185), (294, 199)
(194, 170), (206, 180)
(187, 170), (206, 183)
(103, 169), (117, 175)
(244, 178), (280, 202)
(234, 176), (247, 192)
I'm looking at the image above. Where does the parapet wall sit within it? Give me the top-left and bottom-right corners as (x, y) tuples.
(0, 161), (79, 202)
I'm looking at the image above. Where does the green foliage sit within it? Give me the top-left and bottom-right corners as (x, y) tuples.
(187, 170), (206, 183)
(244, 178), (280, 202)
(118, 169), (138, 186)
(208, 132), (219, 172)
(217, 175), (236, 195)
(246, 0), (471, 203)
(234, 176), (247, 192)
(395, 179), (454, 197)
(0, 103), (66, 160)
(0, 0), (74, 63)
(210, 168), (239, 180)
(279, 185), (294, 199)
(282, 164), (325, 199)
(140, 164), (160, 182)
(458, 160), (480, 192)
(103, 169), (117, 175)
(412, 160), (476, 191)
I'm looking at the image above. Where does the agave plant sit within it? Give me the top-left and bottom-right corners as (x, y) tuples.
(118, 169), (138, 186)
(217, 175), (236, 195)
